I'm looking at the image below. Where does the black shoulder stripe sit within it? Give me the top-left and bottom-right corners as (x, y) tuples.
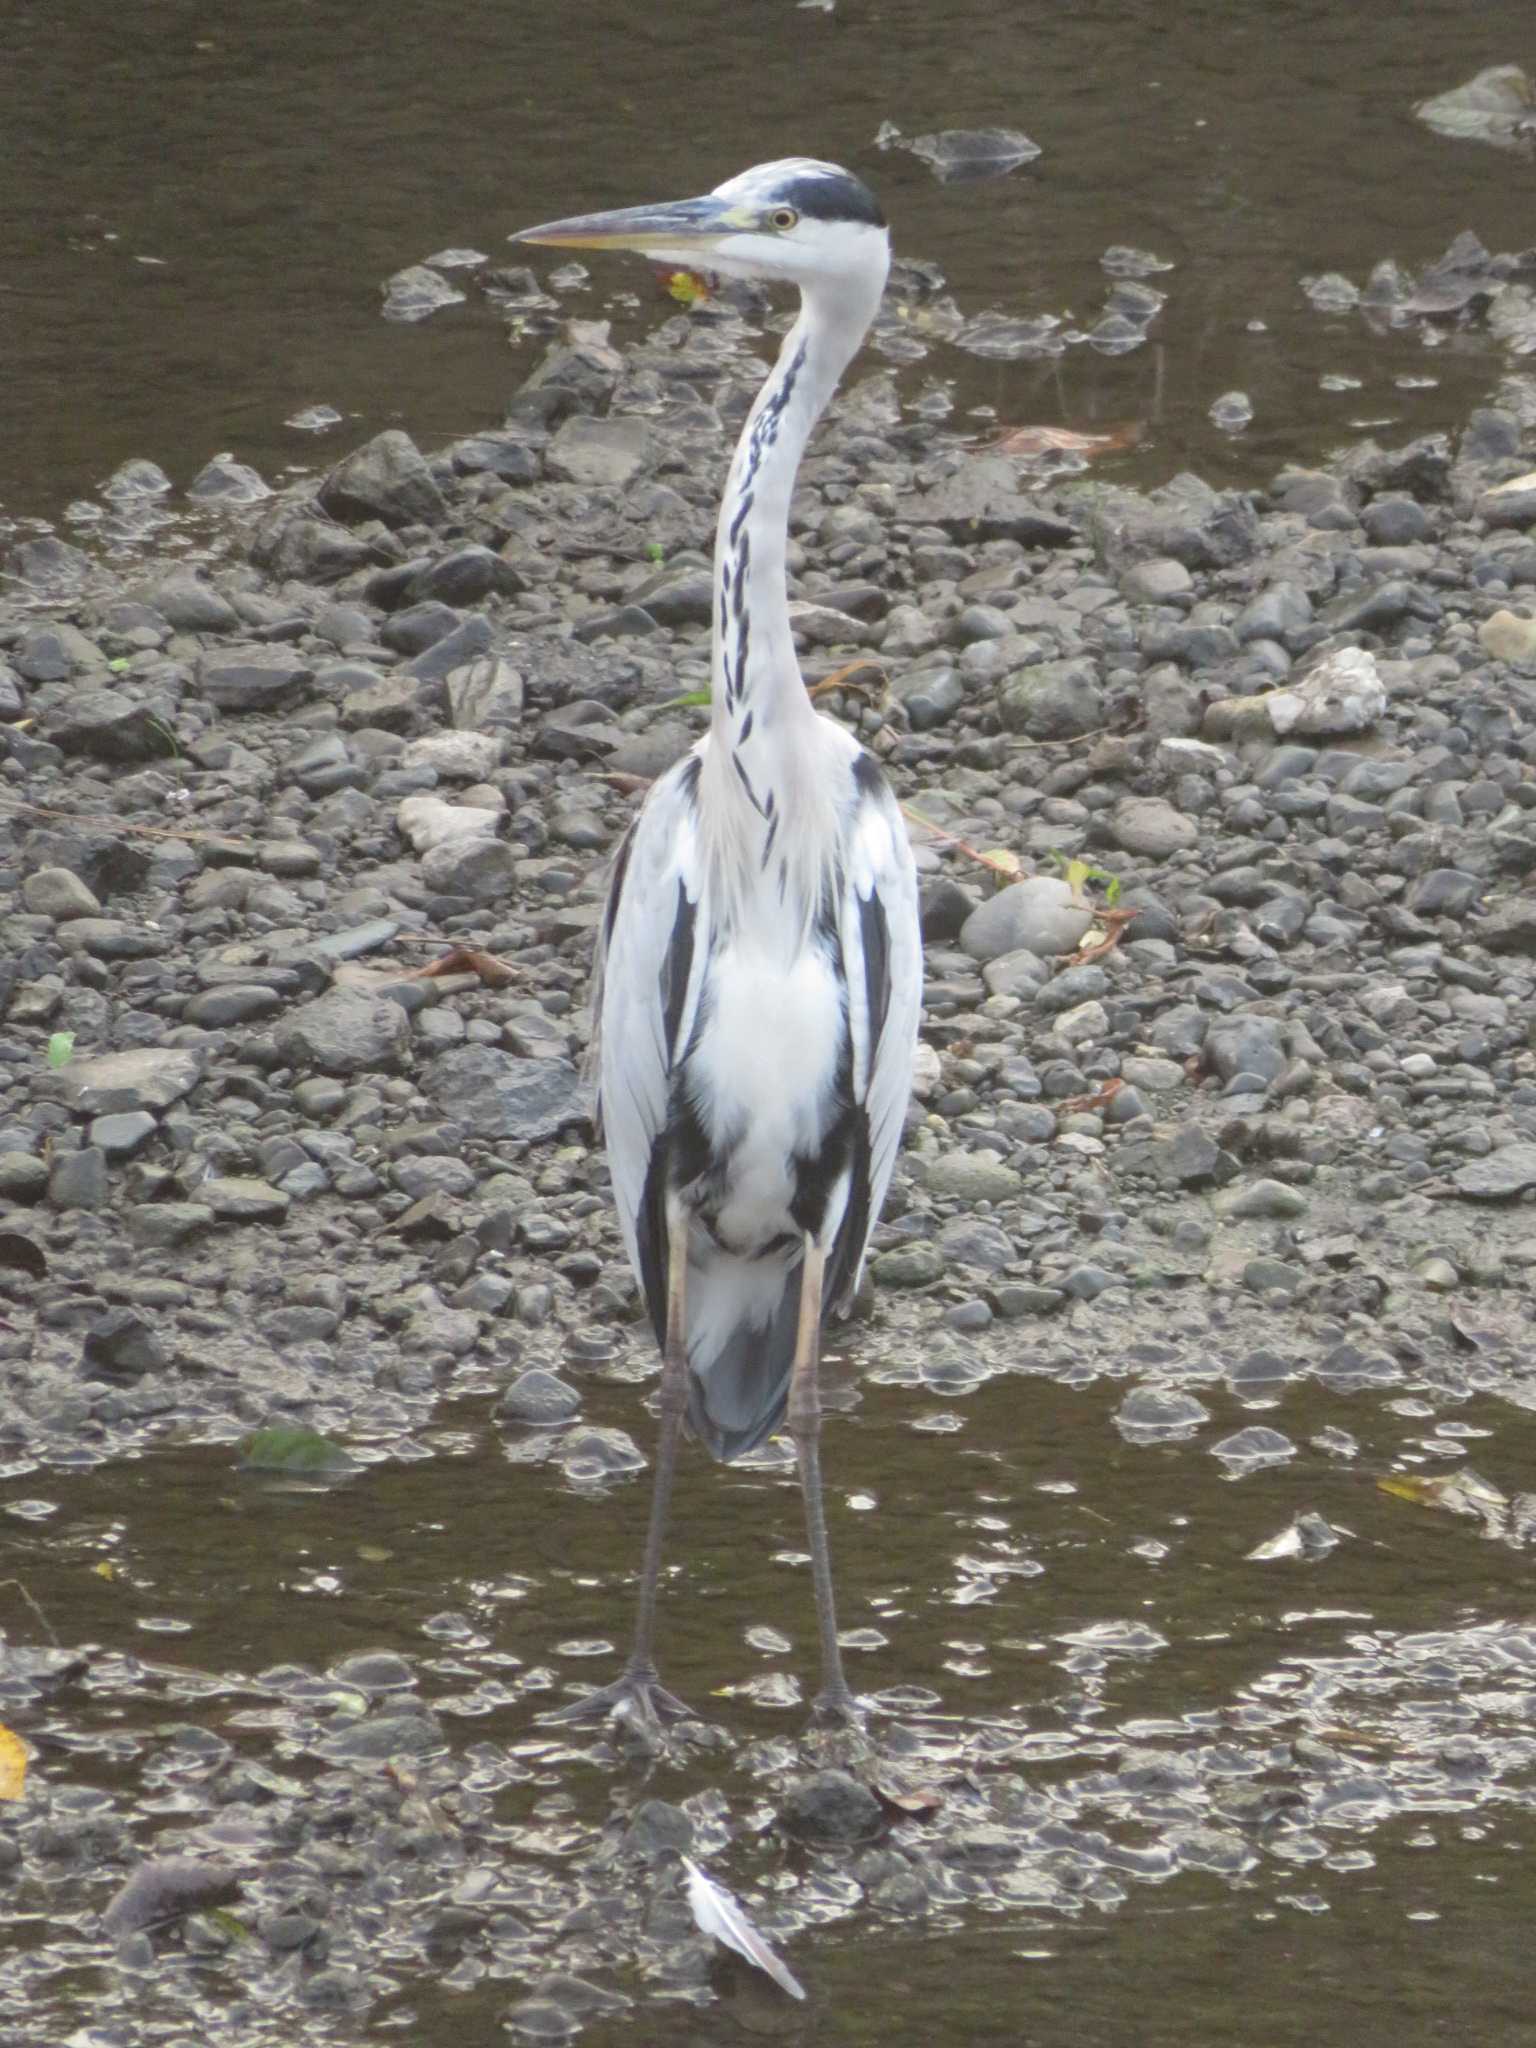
(858, 888), (891, 1054)
(602, 822), (637, 949)
(659, 879), (696, 1068)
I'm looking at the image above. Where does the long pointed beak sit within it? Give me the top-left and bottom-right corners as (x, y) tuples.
(511, 194), (742, 255)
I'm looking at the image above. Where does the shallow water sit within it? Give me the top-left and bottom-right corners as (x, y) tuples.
(2, 0), (1533, 523)
(8, 1324), (1536, 2039)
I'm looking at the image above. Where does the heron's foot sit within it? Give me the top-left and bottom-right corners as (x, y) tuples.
(804, 1683), (872, 1759)
(540, 1664), (698, 1744)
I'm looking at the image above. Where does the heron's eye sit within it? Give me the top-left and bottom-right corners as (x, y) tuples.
(769, 206), (799, 232)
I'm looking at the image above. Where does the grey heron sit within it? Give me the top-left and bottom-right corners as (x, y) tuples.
(513, 159), (921, 1735)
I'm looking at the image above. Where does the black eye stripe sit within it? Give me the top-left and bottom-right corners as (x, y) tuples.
(772, 171), (885, 228)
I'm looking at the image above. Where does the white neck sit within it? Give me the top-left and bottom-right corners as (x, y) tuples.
(696, 262), (885, 947)
(710, 270), (884, 741)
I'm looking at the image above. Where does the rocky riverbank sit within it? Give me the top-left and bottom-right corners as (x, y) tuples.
(2, 301), (1535, 2038)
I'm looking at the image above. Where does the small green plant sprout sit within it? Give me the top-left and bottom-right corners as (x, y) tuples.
(1047, 849), (1122, 909)
(45, 1032), (75, 1070)
(644, 540), (666, 565)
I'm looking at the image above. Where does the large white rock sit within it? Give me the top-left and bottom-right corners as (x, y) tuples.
(397, 794), (497, 853)
(1265, 646), (1385, 736)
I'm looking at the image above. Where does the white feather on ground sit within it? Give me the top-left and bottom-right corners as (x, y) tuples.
(681, 1857), (807, 2001)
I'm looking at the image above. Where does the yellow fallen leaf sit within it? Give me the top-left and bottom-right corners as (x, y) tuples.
(665, 269), (710, 306)
(0, 1725), (28, 1801)
(93, 1561), (116, 1581)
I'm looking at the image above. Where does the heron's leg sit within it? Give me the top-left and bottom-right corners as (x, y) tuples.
(787, 1235), (860, 1727)
(543, 1200), (696, 1736)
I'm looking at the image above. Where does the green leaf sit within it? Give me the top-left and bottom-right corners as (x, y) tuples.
(239, 1426), (357, 1476)
(205, 1907), (254, 1943)
(655, 688), (713, 711)
(108, 656), (131, 673)
(644, 540), (665, 564)
(46, 1032), (75, 1070)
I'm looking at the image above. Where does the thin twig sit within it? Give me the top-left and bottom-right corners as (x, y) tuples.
(0, 1578), (61, 1648)
(0, 797), (252, 851)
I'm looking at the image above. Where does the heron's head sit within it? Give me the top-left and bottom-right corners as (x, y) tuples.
(512, 157), (889, 301)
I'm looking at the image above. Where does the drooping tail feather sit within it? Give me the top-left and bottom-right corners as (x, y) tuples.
(682, 1246), (805, 1462)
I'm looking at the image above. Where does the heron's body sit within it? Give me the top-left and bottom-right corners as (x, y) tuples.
(515, 157), (920, 1731)
(602, 706), (916, 1460)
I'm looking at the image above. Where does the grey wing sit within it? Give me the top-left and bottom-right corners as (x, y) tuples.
(829, 758), (922, 1310)
(594, 753), (709, 1330)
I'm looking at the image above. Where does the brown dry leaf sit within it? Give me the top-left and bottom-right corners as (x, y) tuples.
(0, 1724), (28, 1801)
(984, 421), (1142, 460)
(1071, 906), (1140, 962)
(409, 946), (516, 990)
(596, 770), (654, 797)
(1061, 1076), (1125, 1117)
(807, 657), (888, 708)
(871, 1774), (945, 1821)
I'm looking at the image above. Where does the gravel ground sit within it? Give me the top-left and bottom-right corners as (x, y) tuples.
(2, 299), (1536, 2037)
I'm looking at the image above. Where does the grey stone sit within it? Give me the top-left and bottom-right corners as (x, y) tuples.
(424, 1046), (585, 1142)
(198, 647), (312, 711)
(1220, 1178), (1309, 1219)
(1409, 868), (1482, 916)
(402, 730), (503, 780)
(88, 1112), (157, 1158)
(404, 614), (492, 682)
(1118, 1125), (1232, 1187)
(1111, 796), (1199, 858)
(276, 990), (412, 1076)
(497, 1370), (583, 1425)
(47, 690), (172, 763)
(1205, 1016), (1287, 1084)
(20, 867), (102, 920)
(446, 657), (525, 731)
(134, 569), (239, 633)
(871, 1243), (944, 1288)
(192, 1177), (291, 1222)
(997, 658), (1105, 740)
(320, 1712), (445, 1761)
(545, 415), (652, 487)
(184, 984), (285, 1028)
(83, 1308), (168, 1377)
(124, 1203), (215, 1248)
(1211, 1426), (1296, 1469)
(186, 455), (270, 502)
(959, 878), (1093, 961)
(779, 1769), (885, 1846)
(49, 1146), (109, 1210)
(14, 621), (105, 682)
(420, 836), (518, 901)
(631, 566), (713, 626)
(319, 429), (447, 528)
(1116, 1388), (1211, 1443)
(50, 1047), (205, 1116)
(1479, 896), (1536, 954)
(903, 457), (1077, 547)
(560, 1427), (645, 1479)
(922, 1152), (1023, 1203)
(1450, 1145), (1536, 1200)
(0, 1153), (48, 1202)
(1120, 557), (1193, 604)
(1479, 610), (1536, 664)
